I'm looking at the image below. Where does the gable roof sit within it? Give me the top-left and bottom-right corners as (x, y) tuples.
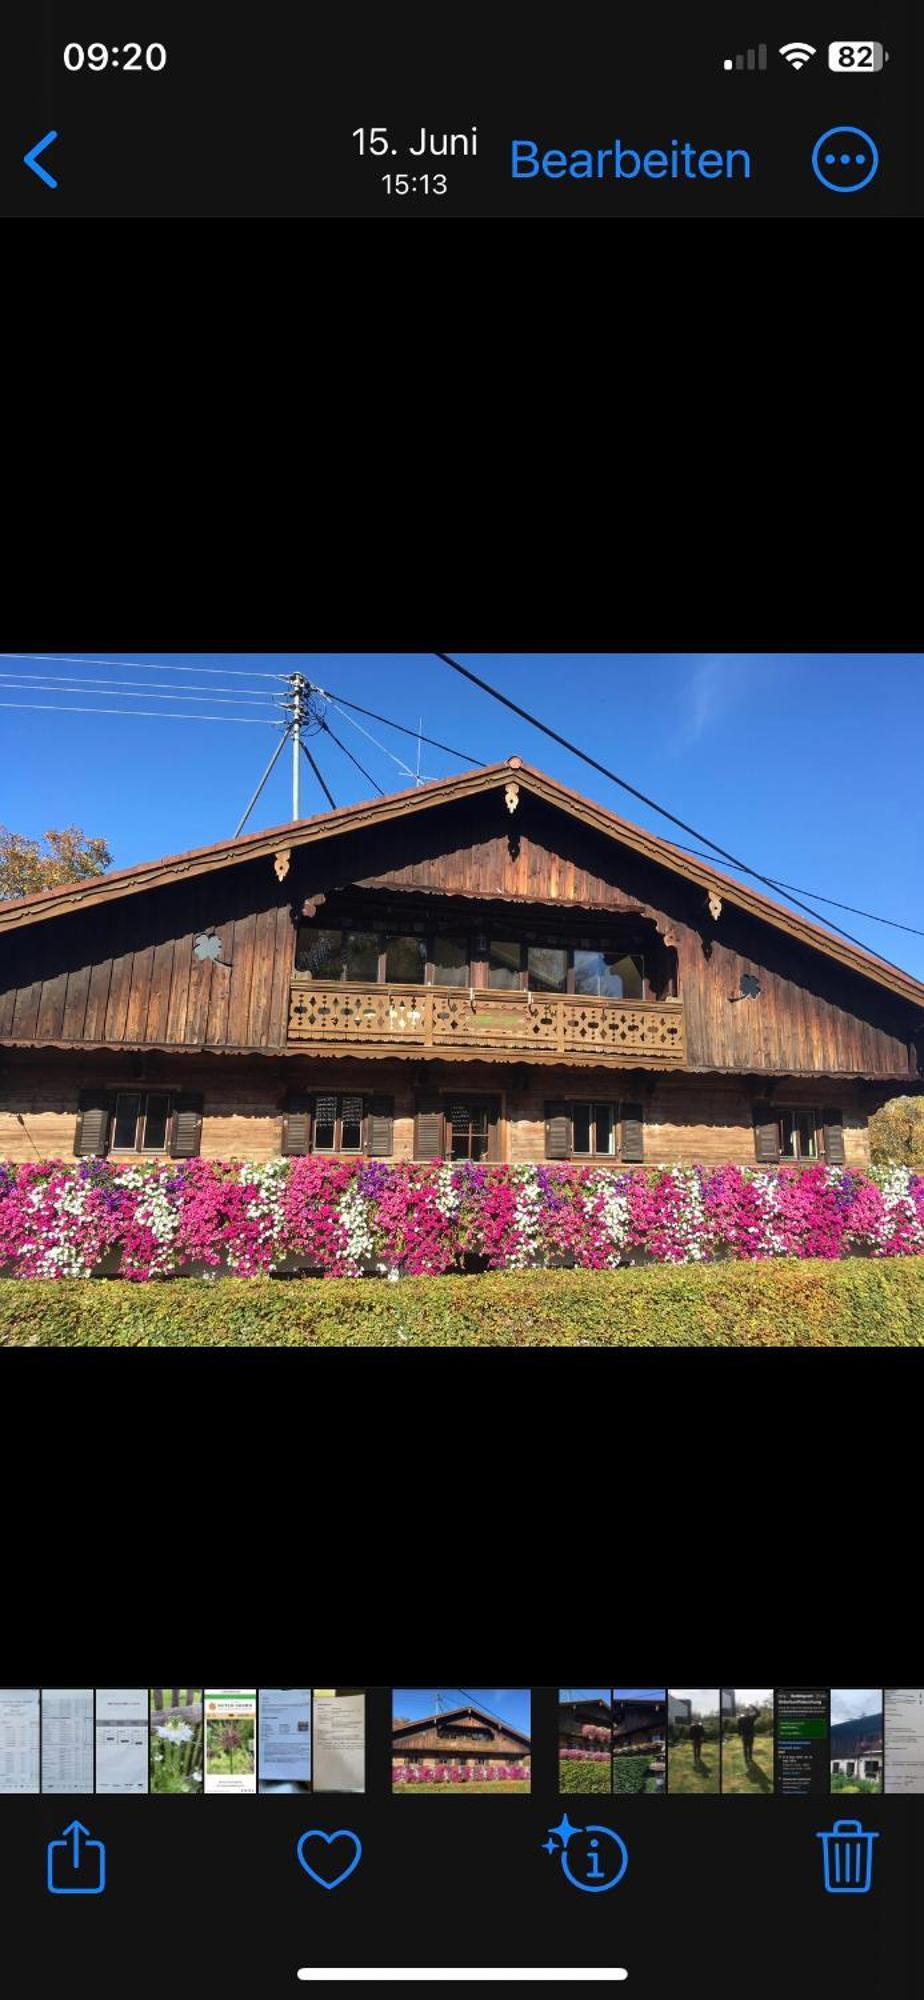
(393, 1703), (531, 1748)
(1, 756), (922, 1012)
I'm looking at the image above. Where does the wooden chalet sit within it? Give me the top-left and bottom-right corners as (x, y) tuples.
(559, 1695), (613, 1754)
(1, 756), (922, 1170)
(392, 1703), (531, 1769)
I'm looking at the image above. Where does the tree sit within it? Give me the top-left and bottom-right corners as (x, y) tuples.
(0, 824), (111, 899)
(868, 1095), (924, 1169)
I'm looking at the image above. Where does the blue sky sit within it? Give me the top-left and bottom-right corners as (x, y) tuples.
(2, 652), (921, 979)
(392, 1689), (531, 1735)
(830, 1690), (882, 1724)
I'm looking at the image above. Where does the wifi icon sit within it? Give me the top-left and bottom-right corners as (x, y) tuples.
(779, 41), (817, 68)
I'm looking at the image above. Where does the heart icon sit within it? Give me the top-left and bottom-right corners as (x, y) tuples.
(296, 1827), (363, 1890)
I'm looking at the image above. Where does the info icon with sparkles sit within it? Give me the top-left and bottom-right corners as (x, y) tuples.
(812, 126), (879, 191)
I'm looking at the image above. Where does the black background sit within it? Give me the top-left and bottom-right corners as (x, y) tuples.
(2, 0), (919, 215)
(4, 1350), (919, 1995)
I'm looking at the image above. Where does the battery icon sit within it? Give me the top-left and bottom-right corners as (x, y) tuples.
(828, 40), (888, 70)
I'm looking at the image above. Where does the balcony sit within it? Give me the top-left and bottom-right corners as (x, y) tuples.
(287, 981), (687, 1067)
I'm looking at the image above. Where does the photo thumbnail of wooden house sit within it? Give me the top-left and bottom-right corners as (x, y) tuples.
(612, 1690), (667, 1795)
(392, 1691), (531, 1792)
(2, 755), (921, 1178)
(830, 1694), (884, 1793)
(558, 1690), (613, 1793)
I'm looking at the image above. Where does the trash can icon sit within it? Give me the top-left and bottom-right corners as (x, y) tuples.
(816, 1819), (879, 1893)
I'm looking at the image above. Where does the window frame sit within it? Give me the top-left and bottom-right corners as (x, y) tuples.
(444, 1094), (495, 1162)
(546, 1100), (639, 1162)
(109, 1088), (175, 1155)
(294, 920), (655, 997)
(309, 1091), (369, 1154)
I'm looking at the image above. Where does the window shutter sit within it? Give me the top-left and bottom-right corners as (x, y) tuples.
(753, 1103), (780, 1164)
(621, 1102), (645, 1163)
(823, 1107), (846, 1165)
(282, 1091), (313, 1157)
(486, 1097), (501, 1162)
(367, 1095), (394, 1156)
(545, 1101), (571, 1159)
(414, 1093), (444, 1160)
(74, 1089), (111, 1157)
(169, 1092), (204, 1159)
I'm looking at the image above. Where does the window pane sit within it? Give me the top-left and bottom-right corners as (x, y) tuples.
(489, 940), (520, 988)
(432, 936), (469, 986)
(572, 1104), (591, 1154)
(142, 1093), (171, 1152)
(609, 954), (644, 999)
(594, 1104), (615, 1155)
(295, 928), (343, 978)
(780, 1111), (797, 1158)
(340, 1095), (364, 1151)
(573, 949), (644, 998)
(343, 930), (380, 981)
(527, 946), (568, 993)
(314, 1094), (337, 1150)
(385, 935), (426, 984)
(797, 1111), (817, 1159)
(112, 1092), (141, 1150)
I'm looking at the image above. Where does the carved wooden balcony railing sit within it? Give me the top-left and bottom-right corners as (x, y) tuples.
(288, 981), (686, 1067)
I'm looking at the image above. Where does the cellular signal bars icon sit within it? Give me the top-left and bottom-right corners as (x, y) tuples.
(723, 44), (768, 70)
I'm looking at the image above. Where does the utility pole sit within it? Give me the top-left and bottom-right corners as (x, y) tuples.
(289, 671), (308, 820)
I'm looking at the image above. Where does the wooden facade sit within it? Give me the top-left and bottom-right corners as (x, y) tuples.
(393, 1705), (531, 1763)
(1, 758), (921, 1169)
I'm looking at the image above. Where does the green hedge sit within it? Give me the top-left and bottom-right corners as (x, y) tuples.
(2, 1259), (923, 1347)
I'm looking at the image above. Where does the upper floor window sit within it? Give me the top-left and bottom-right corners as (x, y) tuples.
(432, 936), (469, 986)
(295, 922), (653, 997)
(573, 950), (644, 999)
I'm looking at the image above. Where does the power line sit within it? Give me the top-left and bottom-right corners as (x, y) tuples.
(327, 699), (422, 782)
(0, 676), (282, 708)
(319, 718), (385, 796)
(316, 682), (478, 764)
(433, 650), (905, 970)
(672, 843), (924, 940)
(0, 700), (280, 726)
(0, 652), (287, 680)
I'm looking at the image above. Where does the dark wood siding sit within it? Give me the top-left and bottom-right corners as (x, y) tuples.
(0, 793), (919, 1075)
(0, 859), (294, 1053)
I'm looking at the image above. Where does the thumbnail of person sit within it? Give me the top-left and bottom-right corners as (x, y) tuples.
(830, 1690), (883, 1794)
(667, 1690), (720, 1794)
(612, 1690), (666, 1794)
(720, 1690), (774, 1793)
(558, 1689), (612, 1794)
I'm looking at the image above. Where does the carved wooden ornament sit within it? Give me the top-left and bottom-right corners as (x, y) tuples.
(706, 890), (723, 921)
(273, 848), (291, 882)
(505, 782), (520, 814)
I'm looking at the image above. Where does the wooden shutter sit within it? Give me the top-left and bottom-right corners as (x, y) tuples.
(169, 1092), (204, 1158)
(823, 1107), (846, 1165)
(486, 1097), (501, 1162)
(282, 1091), (313, 1157)
(545, 1101), (571, 1159)
(367, 1095), (394, 1156)
(620, 1102), (645, 1163)
(753, 1103), (780, 1164)
(414, 1093), (444, 1160)
(74, 1089), (112, 1157)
